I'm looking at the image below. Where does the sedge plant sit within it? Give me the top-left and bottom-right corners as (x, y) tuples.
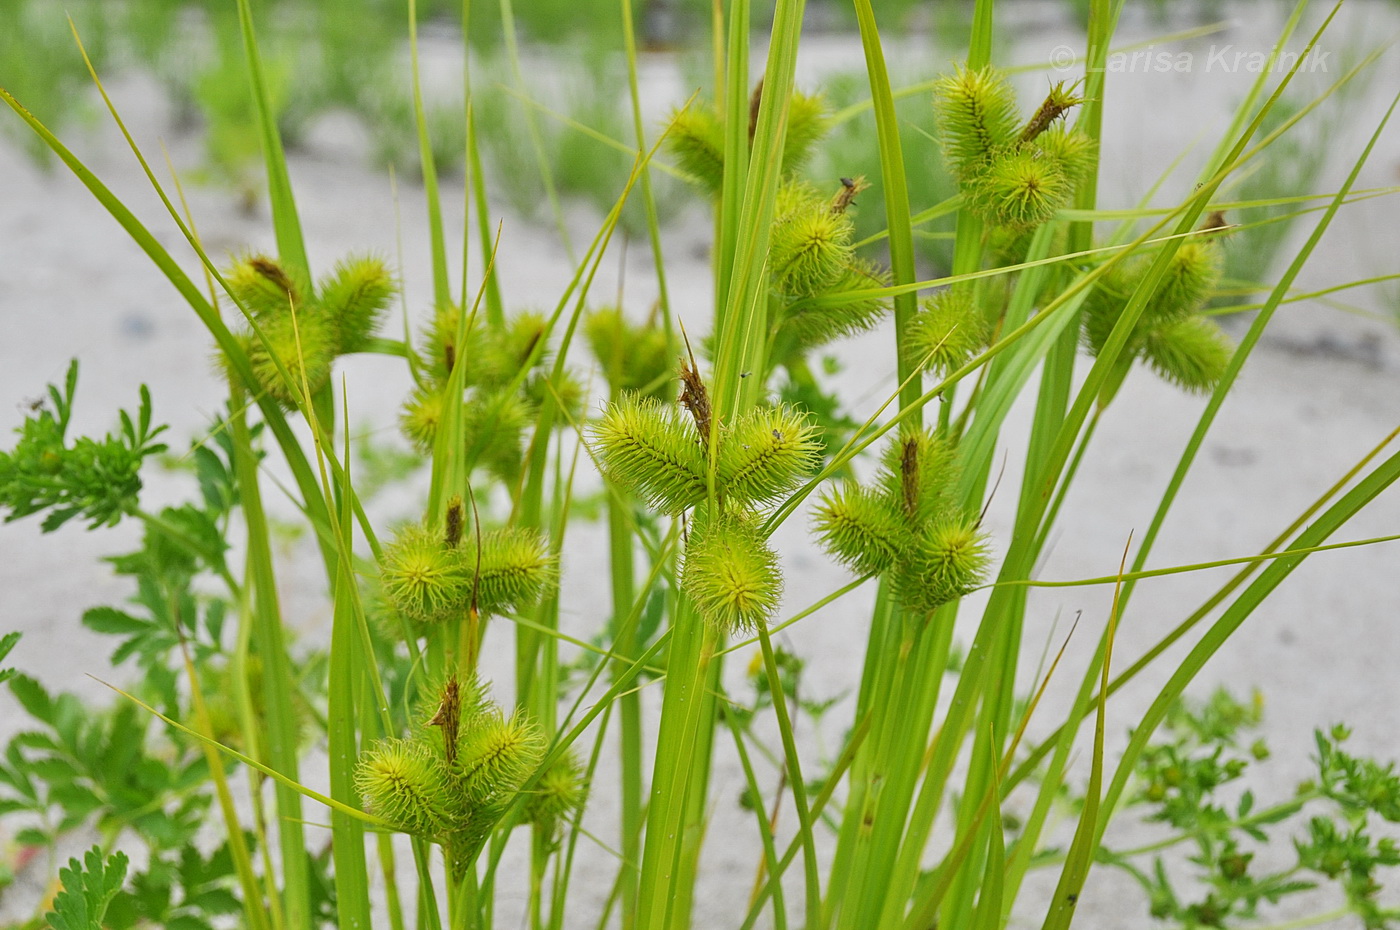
(3, 1), (1400, 929)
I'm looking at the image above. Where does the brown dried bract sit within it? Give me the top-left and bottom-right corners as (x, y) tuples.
(900, 436), (920, 518)
(445, 495), (464, 549)
(249, 256), (298, 304)
(830, 176), (871, 214)
(749, 77), (765, 144)
(1019, 81), (1084, 145)
(427, 677), (462, 764)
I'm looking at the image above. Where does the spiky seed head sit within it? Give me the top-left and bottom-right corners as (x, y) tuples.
(318, 254), (396, 354)
(462, 388), (532, 482)
(781, 90), (831, 177)
(585, 307), (674, 399)
(717, 405), (821, 506)
(1035, 125), (1097, 188)
(459, 526), (558, 617)
(1141, 315), (1233, 394)
(665, 104), (726, 195)
(1080, 260), (1142, 356)
(226, 254), (304, 320)
(769, 199), (854, 298)
(933, 66), (1020, 182)
(975, 148), (1067, 231)
(812, 482), (908, 577)
(775, 257), (891, 355)
(1146, 240), (1222, 323)
(400, 387), (445, 452)
(452, 710), (546, 806)
(356, 738), (451, 836)
(486, 312), (550, 386)
(420, 304), (496, 386)
(524, 751), (588, 831)
(380, 524), (473, 623)
(682, 509), (783, 634)
(243, 310), (338, 408)
(893, 517), (991, 615)
(877, 428), (960, 528)
(905, 287), (991, 375)
(591, 394), (709, 514)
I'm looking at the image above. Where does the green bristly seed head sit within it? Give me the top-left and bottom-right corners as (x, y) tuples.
(400, 386), (444, 452)
(452, 710), (545, 807)
(585, 307), (673, 399)
(781, 89), (831, 177)
(226, 254), (305, 320)
(905, 287), (991, 375)
(317, 254), (396, 354)
(380, 524), (473, 623)
(1142, 315), (1234, 394)
(812, 482), (908, 577)
(665, 88), (828, 197)
(893, 517), (991, 615)
(775, 257), (891, 355)
(769, 189), (855, 298)
(355, 738), (452, 836)
(717, 405), (821, 506)
(242, 309), (338, 408)
(524, 751), (588, 831)
(665, 103), (725, 195)
(878, 428), (960, 528)
(591, 393), (708, 514)
(462, 388), (532, 482)
(682, 508), (783, 634)
(458, 526), (557, 617)
(1146, 240), (1223, 324)
(975, 147), (1067, 231)
(933, 66), (1020, 183)
(1035, 125), (1097, 189)
(420, 303), (471, 384)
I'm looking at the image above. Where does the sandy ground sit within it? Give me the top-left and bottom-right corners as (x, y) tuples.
(3, 2), (1400, 926)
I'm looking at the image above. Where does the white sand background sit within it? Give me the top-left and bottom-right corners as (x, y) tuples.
(3, 1), (1400, 926)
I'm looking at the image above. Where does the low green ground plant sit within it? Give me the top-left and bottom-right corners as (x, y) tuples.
(3, 1), (1400, 929)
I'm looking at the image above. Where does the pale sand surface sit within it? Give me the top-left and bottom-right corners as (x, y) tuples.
(3, 5), (1400, 925)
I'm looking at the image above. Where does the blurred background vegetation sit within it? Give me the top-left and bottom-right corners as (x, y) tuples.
(2, 0), (1369, 295)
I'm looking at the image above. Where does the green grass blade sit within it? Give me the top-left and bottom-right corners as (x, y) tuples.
(234, 0), (308, 279)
